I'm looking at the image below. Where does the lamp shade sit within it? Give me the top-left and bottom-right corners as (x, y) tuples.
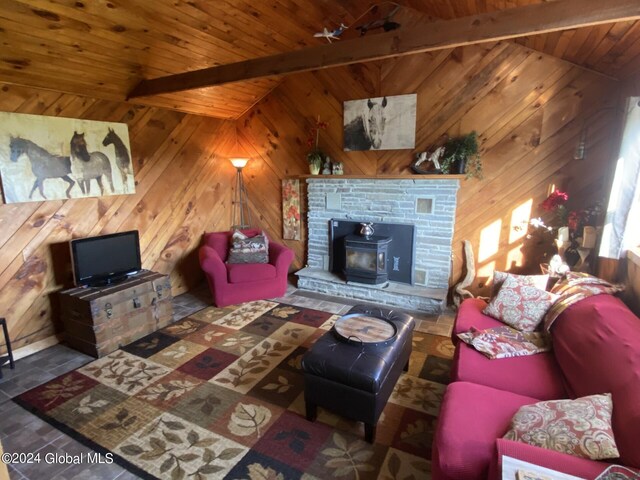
(230, 157), (249, 169)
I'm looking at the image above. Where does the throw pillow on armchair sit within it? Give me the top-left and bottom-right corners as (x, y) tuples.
(227, 230), (269, 264)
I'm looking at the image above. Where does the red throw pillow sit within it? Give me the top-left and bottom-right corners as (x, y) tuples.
(490, 271), (549, 298)
(483, 275), (557, 332)
(504, 393), (620, 461)
(227, 230), (268, 264)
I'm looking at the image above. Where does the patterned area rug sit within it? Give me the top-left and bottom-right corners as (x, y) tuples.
(14, 301), (454, 480)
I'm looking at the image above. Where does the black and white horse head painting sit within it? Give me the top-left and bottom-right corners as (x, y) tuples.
(343, 93), (417, 151)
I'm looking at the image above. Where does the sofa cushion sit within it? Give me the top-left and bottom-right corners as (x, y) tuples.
(453, 298), (503, 342)
(490, 271), (549, 297)
(551, 294), (640, 468)
(433, 381), (540, 480)
(227, 230), (269, 264)
(483, 275), (556, 332)
(504, 393), (619, 461)
(227, 262), (276, 283)
(452, 342), (566, 400)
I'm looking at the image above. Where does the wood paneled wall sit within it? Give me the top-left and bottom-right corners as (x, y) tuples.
(237, 40), (621, 293)
(0, 83), (238, 352)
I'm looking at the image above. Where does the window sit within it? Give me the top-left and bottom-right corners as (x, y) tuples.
(600, 97), (640, 259)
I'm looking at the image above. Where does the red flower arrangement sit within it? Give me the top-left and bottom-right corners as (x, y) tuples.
(306, 118), (328, 150)
(539, 190), (602, 233)
(306, 117), (328, 170)
(540, 190), (568, 211)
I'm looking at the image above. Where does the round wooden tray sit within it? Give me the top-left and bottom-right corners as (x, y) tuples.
(333, 313), (397, 347)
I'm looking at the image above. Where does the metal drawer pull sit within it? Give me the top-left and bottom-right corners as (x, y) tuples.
(133, 298), (141, 309)
(105, 302), (113, 319)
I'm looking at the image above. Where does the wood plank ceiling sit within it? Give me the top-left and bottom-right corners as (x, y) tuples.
(1, 0), (639, 120)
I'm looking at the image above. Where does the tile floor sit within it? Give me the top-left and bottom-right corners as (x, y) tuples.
(0, 282), (453, 479)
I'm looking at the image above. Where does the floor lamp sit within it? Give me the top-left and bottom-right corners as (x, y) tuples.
(230, 157), (252, 230)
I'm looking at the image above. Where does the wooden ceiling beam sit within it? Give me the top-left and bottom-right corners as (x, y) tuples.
(128, 0), (640, 98)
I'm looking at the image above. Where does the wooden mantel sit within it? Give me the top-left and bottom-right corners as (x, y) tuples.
(293, 174), (466, 180)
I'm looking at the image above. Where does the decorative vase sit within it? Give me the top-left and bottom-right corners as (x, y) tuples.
(359, 222), (374, 237)
(309, 163), (321, 175)
(332, 161), (344, 175)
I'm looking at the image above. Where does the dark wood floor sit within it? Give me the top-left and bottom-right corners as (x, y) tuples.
(0, 284), (452, 479)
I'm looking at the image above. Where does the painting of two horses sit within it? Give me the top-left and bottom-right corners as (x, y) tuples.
(343, 93), (417, 151)
(0, 112), (134, 204)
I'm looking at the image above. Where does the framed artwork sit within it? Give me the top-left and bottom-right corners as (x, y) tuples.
(343, 93), (417, 151)
(0, 112), (135, 204)
(282, 179), (301, 240)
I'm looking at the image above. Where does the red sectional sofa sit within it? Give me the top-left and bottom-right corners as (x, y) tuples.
(432, 294), (640, 480)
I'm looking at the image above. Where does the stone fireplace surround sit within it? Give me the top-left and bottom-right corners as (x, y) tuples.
(296, 177), (460, 313)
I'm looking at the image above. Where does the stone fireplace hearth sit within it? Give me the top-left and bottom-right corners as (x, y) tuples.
(296, 177), (460, 313)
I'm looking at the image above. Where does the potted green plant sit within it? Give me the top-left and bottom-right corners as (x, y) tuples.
(307, 117), (328, 175)
(440, 131), (482, 179)
(307, 151), (323, 175)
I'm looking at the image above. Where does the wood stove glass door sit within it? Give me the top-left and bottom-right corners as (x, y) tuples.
(346, 249), (377, 272)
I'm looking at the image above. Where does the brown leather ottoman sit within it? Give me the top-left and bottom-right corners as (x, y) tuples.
(301, 305), (414, 443)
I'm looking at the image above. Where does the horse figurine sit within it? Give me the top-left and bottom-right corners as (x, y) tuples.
(70, 131), (114, 195)
(9, 136), (75, 199)
(102, 128), (132, 193)
(344, 97), (387, 151)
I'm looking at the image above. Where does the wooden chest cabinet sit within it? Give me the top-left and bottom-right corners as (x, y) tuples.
(60, 271), (173, 358)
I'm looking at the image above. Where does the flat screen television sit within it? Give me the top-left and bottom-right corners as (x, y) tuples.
(70, 231), (142, 287)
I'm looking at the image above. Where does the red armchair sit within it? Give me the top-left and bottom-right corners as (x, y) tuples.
(199, 229), (294, 307)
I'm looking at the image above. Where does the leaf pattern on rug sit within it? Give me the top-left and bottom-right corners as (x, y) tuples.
(390, 377), (445, 415)
(139, 379), (198, 402)
(203, 330), (226, 342)
(100, 408), (137, 432)
(80, 351), (170, 394)
(213, 340), (295, 393)
(164, 319), (202, 337)
(274, 429), (310, 455)
(228, 403), (272, 437)
(321, 432), (375, 478)
(247, 463), (285, 480)
(40, 374), (87, 408)
(319, 315), (340, 331)
(434, 340), (454, 358)
(282, 327), (304, 340)
(380, 449), (430, 480)
(399, 420), (430, 449)
(119, 414), (246, 479)
(162, 344), (190, 359)
(137, 337), (161, 350)
(287, 354), (303, 370)
(222, 334), (258, 355)
(213, 301), (278, 329)
(189, 394), (221, 416)
(72, 395), (109, 415)
(262, 376), (291, 394)
(269, 306), (299, 319)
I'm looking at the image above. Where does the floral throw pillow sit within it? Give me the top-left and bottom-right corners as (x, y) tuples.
(483, 275), (557, 331)
(490, 271), (549, 298)
(227, 230), (269, 264)
(504, 393), (620, 461)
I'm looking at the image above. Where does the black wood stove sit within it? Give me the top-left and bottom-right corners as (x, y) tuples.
(343, 234), (392, 284)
